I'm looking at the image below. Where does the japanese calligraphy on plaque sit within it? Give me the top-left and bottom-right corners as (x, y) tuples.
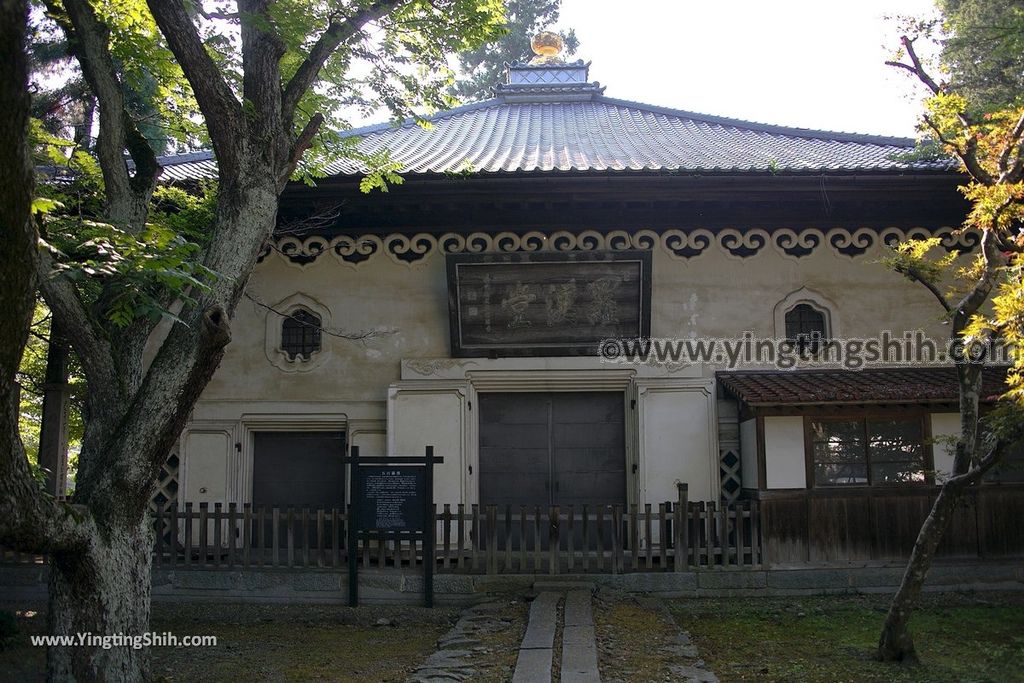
(446, 250), (652, 356)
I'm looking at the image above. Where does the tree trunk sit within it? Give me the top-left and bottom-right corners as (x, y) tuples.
(46, 516), (153, 682)
(876, 482), (961, 662)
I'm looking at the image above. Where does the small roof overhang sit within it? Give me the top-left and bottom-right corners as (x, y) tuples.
(717, 366), (1010, 411)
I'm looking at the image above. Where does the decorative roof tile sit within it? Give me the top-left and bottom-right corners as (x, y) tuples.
(717, 367), (1009, 407)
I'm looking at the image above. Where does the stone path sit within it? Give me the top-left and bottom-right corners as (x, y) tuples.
(407, 599), (517, 682)
(410, 588), (718, 683)
(512, 589), (600, 683)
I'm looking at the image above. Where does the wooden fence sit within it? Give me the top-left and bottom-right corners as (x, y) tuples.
(140, 497), (761, 574)
(756, 484), (1024, 564)
(6, 485), (1021, 572)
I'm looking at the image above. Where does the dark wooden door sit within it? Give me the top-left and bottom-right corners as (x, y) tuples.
(478, 392), (625, 508)
(251, 431), (346, 554)
(252, 431), (347, 509)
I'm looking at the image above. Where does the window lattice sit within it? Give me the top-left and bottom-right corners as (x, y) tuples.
(785, 303), (826, 350)
(281, 309), (322, 361)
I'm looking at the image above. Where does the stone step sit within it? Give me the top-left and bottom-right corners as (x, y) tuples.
(520, 592), (560, 650)
(531, 580), (596, 593)
(561, 591), (600, 683)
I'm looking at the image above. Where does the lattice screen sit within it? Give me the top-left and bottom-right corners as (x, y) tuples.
(720, 448), (742, 503)
(150, 452), (179, 545)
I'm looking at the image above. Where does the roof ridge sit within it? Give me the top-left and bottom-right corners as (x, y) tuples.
(595, 95), (917, 147)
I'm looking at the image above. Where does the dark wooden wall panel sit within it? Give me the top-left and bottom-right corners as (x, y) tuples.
(871, 493), (933, 559)
(757, 485), (1023, 566)
(760, 497), (808, 565)
(977, 488), (1024, 556)
(808, 495), (872, 562)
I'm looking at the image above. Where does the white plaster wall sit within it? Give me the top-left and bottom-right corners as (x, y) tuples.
(199, 241), (950, 409)
(387, 385), (469, 507)
(764, 416), (806, 489)
(740, 418), (758, 489)
(181, 239), (958, 503)
(638, 381), (718, 502)
(930, 412), (960, 481)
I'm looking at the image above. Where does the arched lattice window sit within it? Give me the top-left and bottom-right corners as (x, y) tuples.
(785, 303), (827, 350)
(281, 309), (322, 361)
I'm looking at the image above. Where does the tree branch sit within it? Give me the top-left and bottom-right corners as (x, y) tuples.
(46, 0), (161, 228)
(280, 113), (324, 187)
(999, 109), (1024, 183)
(281, 0), (407, 126)
(34, 249), (123, 415)
(951, 230), (1005, 334)
(947, 427), (1024, 488)
(0, 0), (92, 555)
(898, 35), (942, 95)
(899, 265), (953, 314)
(895, 35), (995, 186)
(146, 0), (243, 176)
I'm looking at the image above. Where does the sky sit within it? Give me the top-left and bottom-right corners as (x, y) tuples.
(544, 0), (940, 138)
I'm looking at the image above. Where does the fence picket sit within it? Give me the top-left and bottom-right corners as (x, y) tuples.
(471, 504), (480, 573)
(519, 506), (527, 572)
(332, 508), (340, 568)
(566, 506), (575, 573)
(198, 503), (208, 567)
(581, 505), (590, 573)
(243, 504), (251, 568)
(644, 503), (653, 570)
(169, 504), (179, 567)
(487, 506), (498, 576)
(317, 509), (325, 568)
(456, 503), (466, 573)
(629, 503), (639, 571)
(442, 505), (451, 571)
(658, 503), (668, 569)
(287, 507), (295, 568)
(227, 503), (237, 567)
(533, 505), (543, 573)
(611, 505), (622, 575)
(504, 505), (513, 573)
(549, 506), (559, 576)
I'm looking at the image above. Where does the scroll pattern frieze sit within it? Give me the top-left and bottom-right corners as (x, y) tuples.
(260, 226), (979, 268)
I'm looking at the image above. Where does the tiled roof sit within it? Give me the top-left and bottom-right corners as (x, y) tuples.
(155, 96), (948, 181)
(717, 367), (1010, 407)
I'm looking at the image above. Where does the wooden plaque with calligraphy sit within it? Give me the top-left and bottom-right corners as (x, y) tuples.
(446, 250), (652, 357)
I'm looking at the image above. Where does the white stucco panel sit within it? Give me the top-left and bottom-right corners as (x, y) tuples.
(764, 416), (806, 489)
(636, 379), (718, 503)
(387, 382), (470, 507)
(930, 412), (960, 481)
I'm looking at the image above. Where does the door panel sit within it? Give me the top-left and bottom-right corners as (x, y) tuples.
(478, 392), (625, 509)
(252, 431), (346, 509)
(252, 431), (346, 554)
(479, 392), (551, 509)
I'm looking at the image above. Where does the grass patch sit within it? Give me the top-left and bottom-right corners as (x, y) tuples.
(669, 592), (1024, 683)
(594, 593), (686, 682)
(0, 601), (457, 683)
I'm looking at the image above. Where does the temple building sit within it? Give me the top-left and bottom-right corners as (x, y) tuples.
(150, 35), (1020, 565)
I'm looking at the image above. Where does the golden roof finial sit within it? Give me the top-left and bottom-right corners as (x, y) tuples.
(529, 31), (564, 65)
